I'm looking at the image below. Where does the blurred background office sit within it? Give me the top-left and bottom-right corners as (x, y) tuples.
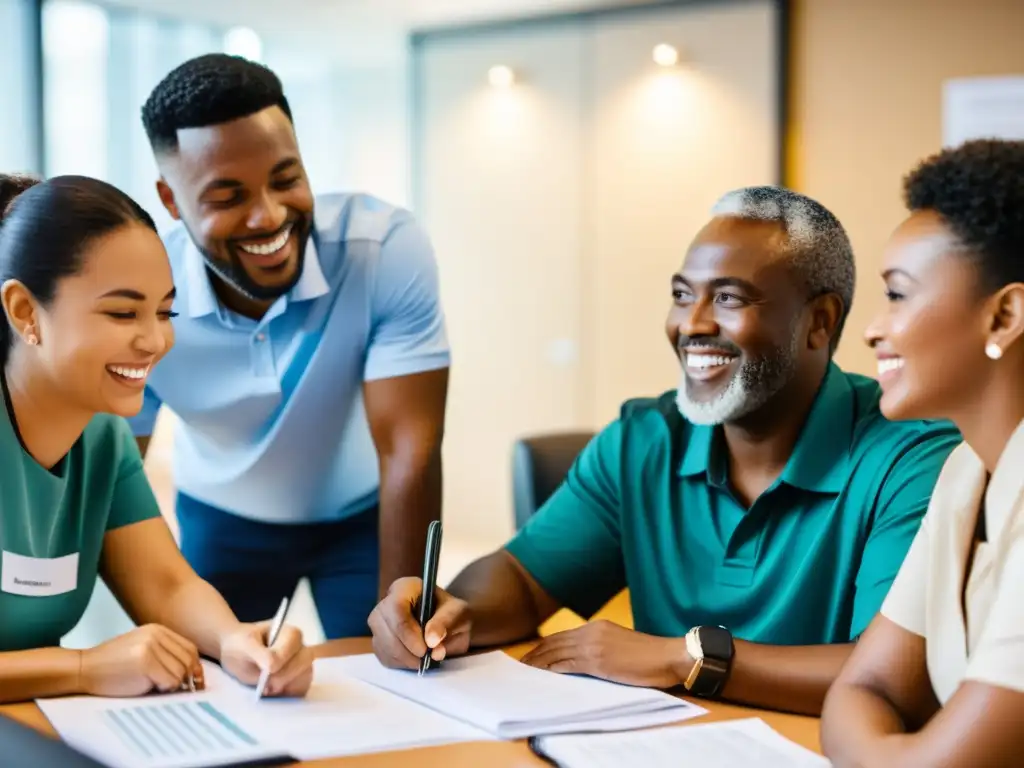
(3, 0), (1022, 646)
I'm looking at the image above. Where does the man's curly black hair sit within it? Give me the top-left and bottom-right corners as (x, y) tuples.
(903, 138), (1024, 292)
(141, 53), (293, 155)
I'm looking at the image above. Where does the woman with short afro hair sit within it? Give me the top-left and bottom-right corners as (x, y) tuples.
(821, 138), (1024, 767)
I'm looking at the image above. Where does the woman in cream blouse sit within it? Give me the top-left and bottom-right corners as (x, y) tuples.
(820, 138), (1024, 766)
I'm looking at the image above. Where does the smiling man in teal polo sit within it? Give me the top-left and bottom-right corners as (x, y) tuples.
(366, 186), (961, 717)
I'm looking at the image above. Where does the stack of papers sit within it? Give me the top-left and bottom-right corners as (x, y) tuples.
(37, 651), (734, 767)
(206, 662), (494, 760)
(37, 661), (494, 768)
(330, 650), (708, 739)
(529, 717), (830, 767)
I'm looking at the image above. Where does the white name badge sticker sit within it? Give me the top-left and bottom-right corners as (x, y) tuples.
(1, 551), (79, 597)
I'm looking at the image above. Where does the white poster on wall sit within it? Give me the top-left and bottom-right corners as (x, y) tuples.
(942, 75), (1024, 147)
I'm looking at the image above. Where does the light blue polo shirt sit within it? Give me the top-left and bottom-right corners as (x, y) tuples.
(128, 193), (450, 524)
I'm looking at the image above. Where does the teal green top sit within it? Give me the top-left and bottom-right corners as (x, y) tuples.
(0, 379), (161, 651)
(506, 363), (962, 645)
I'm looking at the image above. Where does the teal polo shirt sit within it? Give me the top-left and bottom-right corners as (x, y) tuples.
(0, 379), (161, 651)
(506, 363), (962, 645)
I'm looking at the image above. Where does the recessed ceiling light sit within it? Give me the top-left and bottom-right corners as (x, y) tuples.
(488, 65), (516, 87)
(652, 43), (679, 67)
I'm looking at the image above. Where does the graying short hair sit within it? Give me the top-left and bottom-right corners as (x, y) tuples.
(710, 186), (855, 350)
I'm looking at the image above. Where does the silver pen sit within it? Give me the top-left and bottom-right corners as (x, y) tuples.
(255, 596), (291, 700)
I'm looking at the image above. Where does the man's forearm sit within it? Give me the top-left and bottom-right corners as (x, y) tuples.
(717, 639), (855, 715)
(377, 449), (442, 597)
(448, 551), (552, 648)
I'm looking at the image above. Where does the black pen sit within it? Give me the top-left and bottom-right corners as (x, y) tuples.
(418, 520), (443, 676)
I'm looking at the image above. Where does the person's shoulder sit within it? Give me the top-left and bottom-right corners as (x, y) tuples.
(313, 191), (416, 248)
(619, 389), (678, 422)
(560, 391), (682, 483)
(313, 192), (426, 285)
(841, 368), (962, 460)
(574, 390), (697, 484)
(613, 389), (689, 447)
(78, 414), (143, 475)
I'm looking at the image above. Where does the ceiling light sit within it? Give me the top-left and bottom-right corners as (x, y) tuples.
(224, 26), (263, 62)
(652, 43), (679, 67)
(488, 65), (516, 88)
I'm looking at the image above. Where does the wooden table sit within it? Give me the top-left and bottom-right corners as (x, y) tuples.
(0, 636), (821, 766)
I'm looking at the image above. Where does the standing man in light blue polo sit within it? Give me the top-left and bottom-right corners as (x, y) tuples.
(130, 53), (450, 639)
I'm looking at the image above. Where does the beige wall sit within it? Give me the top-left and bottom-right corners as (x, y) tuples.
(790, 0), (1024, 377)
(140, 0), (1024, 553)
(416, 1), (779, 544)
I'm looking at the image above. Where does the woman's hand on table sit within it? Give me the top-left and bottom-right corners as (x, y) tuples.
(79, 624), (204, 697)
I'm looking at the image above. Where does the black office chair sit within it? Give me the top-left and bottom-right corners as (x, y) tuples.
(0, 714), (106, 767)
(511, 431), (595, 529)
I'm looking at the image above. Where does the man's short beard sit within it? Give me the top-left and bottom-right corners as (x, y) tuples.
(676, 330), (801, 426)
(184, 218), (312, 302)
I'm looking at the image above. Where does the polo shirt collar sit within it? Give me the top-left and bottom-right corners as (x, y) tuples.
(779, 362), (854, 493)
(289, 233), (329, 302)
(182, 231), (328, 319)
(679, 421), (714, 478)
(677, 362), (854, 494)
(183, 239), (219, 319)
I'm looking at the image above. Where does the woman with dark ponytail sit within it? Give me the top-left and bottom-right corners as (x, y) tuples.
(0, 174), (312, 703)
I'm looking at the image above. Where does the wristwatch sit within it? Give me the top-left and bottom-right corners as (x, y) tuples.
(682, 625), (734, 697)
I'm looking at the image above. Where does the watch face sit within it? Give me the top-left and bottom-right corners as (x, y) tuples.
(699, 626), (734, 660)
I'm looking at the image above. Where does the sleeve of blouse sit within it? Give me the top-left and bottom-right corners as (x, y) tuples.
(963, 503), (1024, 692)
(878, 512), (932, 637)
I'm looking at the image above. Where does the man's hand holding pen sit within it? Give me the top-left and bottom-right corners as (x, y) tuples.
(368, 577), (473, 670)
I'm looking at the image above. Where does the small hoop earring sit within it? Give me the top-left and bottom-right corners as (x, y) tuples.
(985, 342), (1003, 360)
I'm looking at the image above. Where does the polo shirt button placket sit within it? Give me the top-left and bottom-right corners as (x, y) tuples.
(252, 331), (274, 377)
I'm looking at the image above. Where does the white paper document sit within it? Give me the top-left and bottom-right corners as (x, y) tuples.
(209, 660), (493, 761)
(38, 660), (494, 767)
(943, 75), (1024, 147)
(529, 717), (830, 767)
(38, 688), (289, 768)
(330, 650), (707, 739)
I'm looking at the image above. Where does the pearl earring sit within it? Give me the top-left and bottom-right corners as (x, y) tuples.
(25, 330), (38, 346)
(985, 342), (1003, 360)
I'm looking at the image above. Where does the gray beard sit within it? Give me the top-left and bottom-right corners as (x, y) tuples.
(675, 332), (800, 426)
